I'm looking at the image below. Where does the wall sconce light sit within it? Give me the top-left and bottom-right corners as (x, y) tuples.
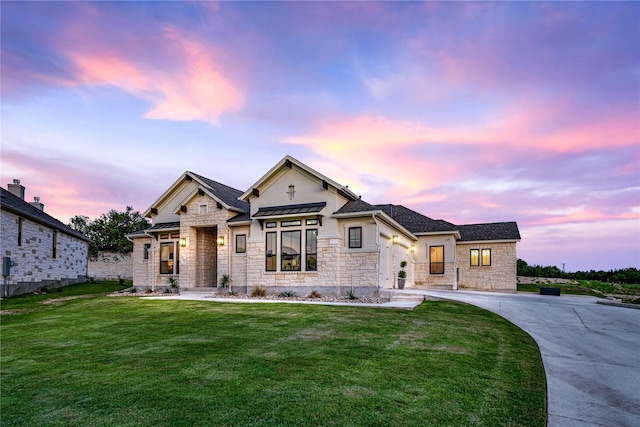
(392, 235), (398, 244)
(217, 236), (225, 246)
(410, 244), (416, 253)
(179, 238), (187, 247)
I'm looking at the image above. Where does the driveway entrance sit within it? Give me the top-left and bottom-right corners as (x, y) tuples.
(408, 290), (640, 427)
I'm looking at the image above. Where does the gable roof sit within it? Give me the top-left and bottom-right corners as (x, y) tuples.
(145, 171), (248, 217)
(0, 188), (89, 242)
(457, 222), (521, 242)
(240, 155), (359, 202)
(372, 204), (458, 234)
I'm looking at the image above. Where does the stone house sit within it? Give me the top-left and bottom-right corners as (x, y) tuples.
(128, 156), (520, 295)
(1, 180), (89, 296)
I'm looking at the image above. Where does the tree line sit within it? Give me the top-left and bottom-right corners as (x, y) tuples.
(68, 206), (149, 259)
(517, 259), (640, 285)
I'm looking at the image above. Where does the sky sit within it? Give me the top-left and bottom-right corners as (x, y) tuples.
(1, 1), (639, 272)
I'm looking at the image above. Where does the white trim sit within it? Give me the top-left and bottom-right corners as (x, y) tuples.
(456, 239), (520, 245)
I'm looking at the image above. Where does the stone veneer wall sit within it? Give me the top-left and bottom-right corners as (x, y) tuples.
(132, 236), (153, 289)
(88, 251), (132, 280)
(1, 209), (88, 296)
(456, 242), (517, 291)
(413, 261), (457, 289)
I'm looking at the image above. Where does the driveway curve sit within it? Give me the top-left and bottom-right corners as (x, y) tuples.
(408, 290), (640, 427)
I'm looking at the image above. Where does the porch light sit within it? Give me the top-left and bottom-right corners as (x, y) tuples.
(410, 244), (416, 253)
(179, 238), (187, 247)
(392, 235), (398, 244)
(217, 236), (225, 246)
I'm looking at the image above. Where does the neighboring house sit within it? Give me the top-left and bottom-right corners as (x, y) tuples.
(1, 180), (89, 296)
(128, 156), (520, 295)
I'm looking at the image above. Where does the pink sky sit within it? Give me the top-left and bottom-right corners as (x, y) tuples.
(2, 1), (638, 271)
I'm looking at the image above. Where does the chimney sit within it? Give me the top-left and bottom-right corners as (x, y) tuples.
(30, 196), (44, 211)
(7, 179), (25, 200)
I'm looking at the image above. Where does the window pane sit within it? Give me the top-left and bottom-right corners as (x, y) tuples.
(306, 229), (317, 271)
(306, 218), (318, 225)
(236, 234), (246, 253)
(349, 227), (362, 248)
(482, 249), (491, 266)
(160, 242), (174, 274)
(281, 230), (301, 271)
(430, 246), (444, 274)
(266, 222), (277, 228)
(281, 220), (302, 227)
(470, 249), (479, 266)
(266, 232), (277, 271)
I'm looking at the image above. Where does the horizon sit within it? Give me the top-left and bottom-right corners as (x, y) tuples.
(2, 1), (639, 272)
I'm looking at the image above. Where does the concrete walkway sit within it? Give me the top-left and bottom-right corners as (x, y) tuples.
(399, 289), (640, 427)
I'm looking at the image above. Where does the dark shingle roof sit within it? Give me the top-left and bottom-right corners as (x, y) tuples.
(189, 172), (249, 212)
(457, 222), (521, 241)
(228, 212), (251, 223)
(333, 199), (375, 214)
(0, 188), (89, 242)
(373, 204), (458, 234)
(127, 221), (180, 238)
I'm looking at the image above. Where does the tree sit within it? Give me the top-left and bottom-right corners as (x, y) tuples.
(68, 206), (149, 258)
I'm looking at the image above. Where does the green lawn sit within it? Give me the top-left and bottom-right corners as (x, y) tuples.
(518, 278), (640, 303)
(1, 285), (546, 426)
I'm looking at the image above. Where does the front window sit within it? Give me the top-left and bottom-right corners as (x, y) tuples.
(430, 245), (444, 274)
(470, 249), (480, 266)
(306, 229), (317, 271)
(266, 232), (277, 271)
(160, 242), (179, 274)
(236, 234), (246, 253)
(482, 249), (491, 266)
(281, 230), (301, 271)
(349, 227), (362, 248)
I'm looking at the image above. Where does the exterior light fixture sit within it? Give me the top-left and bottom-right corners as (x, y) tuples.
(217, 236), (225, 246)
(410, 244), (416, 253)
(179, 238), (187, 247)
(392, 235), (398, 244)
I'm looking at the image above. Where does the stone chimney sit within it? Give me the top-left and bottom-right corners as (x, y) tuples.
(7, 179), (25, 200)
(30, 196), (44, 211)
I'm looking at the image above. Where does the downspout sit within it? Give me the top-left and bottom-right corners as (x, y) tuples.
(372, 211), (381, 293)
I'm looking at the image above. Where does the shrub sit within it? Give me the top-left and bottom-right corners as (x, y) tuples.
(251, 287), (267, 297)
(145, 288), (153, 294)
(118, 275), (125, 285)
(218, 274), (230, 289)
(309, 290), (322, 299)
(278, 290), (298, 298)
(168, 277), (179, 293)
(129, 287), (137, 294)
(346, 287), (358, 300)
(164, 288), (172, 294)
(40, 286), (49, 294)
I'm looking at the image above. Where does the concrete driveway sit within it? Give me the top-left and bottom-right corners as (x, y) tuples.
(409, 290), (640, 427)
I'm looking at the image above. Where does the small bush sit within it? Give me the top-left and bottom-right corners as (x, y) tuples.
(251, 287), (267, 297)
(118, 275), (125, 285)
(346, 287), (358, 300)
(309, 290), (322, 299)
(40, 286), (49, 294)
(218, 274), (230, 289)
(164, 288), (172, 294)
(278, 290), (298, 298)
(129, 287), (138, 294)
(145, 288), (153, 294)
(87, 276), (96, 284)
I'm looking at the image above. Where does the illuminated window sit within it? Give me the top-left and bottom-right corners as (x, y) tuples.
(281, 220), (301, 227)
(470, 249), (480, 266)
(266, 222), (277, 228)
(160, 242), (179, 274)
(281, 230), (301, 271)
(266, 232), (277, 271)
(348, 227), (362, 248)
(306, 229), (317, 271)
(430, 246), (444, 274)
(482, 249), (491, 266)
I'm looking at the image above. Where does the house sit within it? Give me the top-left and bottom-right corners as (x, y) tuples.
(1, 180), (89, 296)
(128, 156), (520, 295)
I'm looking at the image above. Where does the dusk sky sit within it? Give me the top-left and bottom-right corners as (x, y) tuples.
(2, 1), (638, 272)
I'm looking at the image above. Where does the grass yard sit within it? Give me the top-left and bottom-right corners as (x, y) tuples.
(518, 278), (640, 303)
(1, 285), (546, 426)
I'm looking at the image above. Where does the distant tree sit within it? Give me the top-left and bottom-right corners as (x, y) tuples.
(68, 206), (149, 258)
(517, 259), (640, 284)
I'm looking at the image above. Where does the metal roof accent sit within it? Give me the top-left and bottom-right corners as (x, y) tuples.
(253, 202), (326, 218)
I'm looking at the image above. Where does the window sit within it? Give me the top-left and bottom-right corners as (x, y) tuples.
(281, 230), (301, 271)
(171, 232), (180, 239)
(430, 246), (444, 274)
(18, 217), (23, 246)
(470, 249), (480, 266)
(266, 222), (277, 228)
(199, 204), (208, 214)
(160, 242), (179, 274)
(144, 244), (151, 260)
(348, 227), (362, 248)
(266, 232), (277, 271)
(52, 230), (58, 258)
(160, 233), (170, 239)
(306, 229), (317, 271)
(482, 249), (491, 266)
(236, 234), (246, 253)
(306, 218), (318, 226)
(281, 220), (301, 227)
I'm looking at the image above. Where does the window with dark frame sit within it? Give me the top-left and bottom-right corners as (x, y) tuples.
(236, 234), (246, 253)
(481, 249), (491, 266)
(160, 242), (176, 274)
(470, 249), (480, 266)
(266, 232), (277, 271)
(348, 227), (362, 248)
(281, 219), (302, 227)
(429, 245), (444, 274)
(144, 244), (151, 260)
(266, 222), (277, 228)
(18, 217), (23, 246)
(306, 229), (317, 271)
(281, 230), (301, 271)
(52, 230), (57, 259)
